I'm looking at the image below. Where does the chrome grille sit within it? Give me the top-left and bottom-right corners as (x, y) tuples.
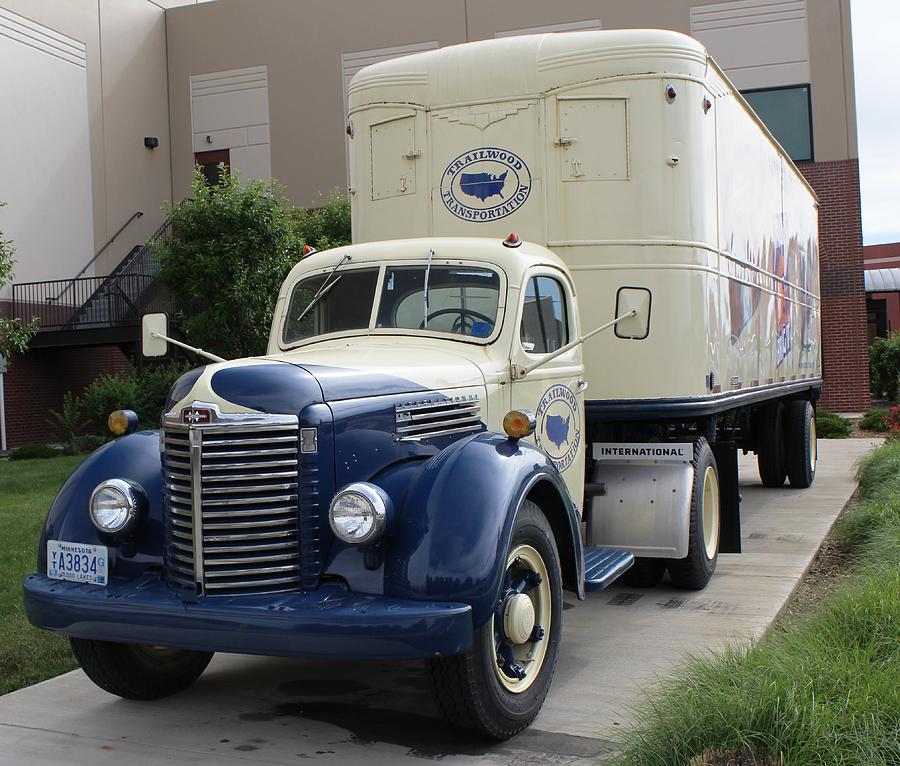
(395, 395), (482, 442)
(164, 414), (302, 596)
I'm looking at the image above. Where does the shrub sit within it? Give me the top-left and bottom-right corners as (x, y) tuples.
(81, 374), (141, 434)
(9, 443), (60, 460)
(858, 409), (890, 432)
(816, 409), (851, 439)
(869, 331), (900, 400)
(79, 362), (191, 434)
(291, 191), (351, 251)
(155, 168), (303, 358)
(46, 392), (86, 451)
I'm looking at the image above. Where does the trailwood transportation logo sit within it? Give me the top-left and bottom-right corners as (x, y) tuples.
(535, 384), (581, 472)
(440, 147), (532, 222)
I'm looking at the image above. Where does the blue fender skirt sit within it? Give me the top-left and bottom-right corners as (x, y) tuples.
(23, 574), (472, 661)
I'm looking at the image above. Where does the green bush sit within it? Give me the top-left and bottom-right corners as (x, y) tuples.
(816, 409), (851, 439)
(291, 191), (351, 251)
(869, 331), (900, 400)
(858, 409), (890, 432)
(155, 168), (304, 358)
(46, 391), (86, 452)
(80, 362), (190, 434)
(9, 443), (60, 460)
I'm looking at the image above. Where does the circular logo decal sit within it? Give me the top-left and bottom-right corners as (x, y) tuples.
(440, 147), (532, 222)
(534, 384), (581, 472)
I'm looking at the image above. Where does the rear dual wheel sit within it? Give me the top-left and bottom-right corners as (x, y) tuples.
(427, 501), (562, 740)
(756, 400), (817, 489)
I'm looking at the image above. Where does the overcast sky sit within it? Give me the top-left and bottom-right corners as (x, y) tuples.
(852, 0), (900, 245)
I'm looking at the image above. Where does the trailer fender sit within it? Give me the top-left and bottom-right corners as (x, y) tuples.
(384, 432), (584, 628)
(36, 431), (165, 579)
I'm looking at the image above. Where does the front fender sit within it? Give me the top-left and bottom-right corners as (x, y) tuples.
(384, 432), (583, 627)
(36, 431), (164, 580)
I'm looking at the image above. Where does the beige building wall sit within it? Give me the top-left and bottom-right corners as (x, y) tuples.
(165, 0), (856, 208)
(0, 0), (171, 281)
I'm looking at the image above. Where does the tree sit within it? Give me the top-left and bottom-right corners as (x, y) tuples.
(155, 168), (304, 359)
(0, 203), (39, 365)
(292, 190), (351, 251)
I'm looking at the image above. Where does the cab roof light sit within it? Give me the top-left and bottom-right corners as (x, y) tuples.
(302, 245), (317, 256)
(502, 232), (522, 248)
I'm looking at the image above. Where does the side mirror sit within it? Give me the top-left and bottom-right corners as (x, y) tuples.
(142, 313), (169, 357)
(614, 287), (652, 340)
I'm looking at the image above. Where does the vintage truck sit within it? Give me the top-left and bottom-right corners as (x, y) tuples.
(23, 29), (821, 739)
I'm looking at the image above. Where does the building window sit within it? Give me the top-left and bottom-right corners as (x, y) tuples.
(742, 85), (814, 162)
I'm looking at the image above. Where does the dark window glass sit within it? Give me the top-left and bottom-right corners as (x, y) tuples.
(520, 276), (568, 353)
(742, 85), (813, 162)
(377, 265), (500, 338)
(283, 268), (379, 343)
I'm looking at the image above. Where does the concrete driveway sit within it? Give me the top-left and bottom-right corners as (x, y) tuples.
(0, 438), (880, 766)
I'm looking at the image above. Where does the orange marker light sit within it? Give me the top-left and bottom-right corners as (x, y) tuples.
(503, 409), (536, 440)
(108, 409), (139, 437)
(502, 232), (522, 248)
(302, 245), (317, 256)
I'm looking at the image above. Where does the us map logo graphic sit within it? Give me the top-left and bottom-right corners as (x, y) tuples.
(440, 147), (532, 222)
(534, 384), (581, 472)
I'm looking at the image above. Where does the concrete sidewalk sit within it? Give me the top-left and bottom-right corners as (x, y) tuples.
(0, 438), (880, 766)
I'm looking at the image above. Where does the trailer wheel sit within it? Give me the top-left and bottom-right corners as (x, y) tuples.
(70, 638), (213, 700)
(785, 400), (817, 488)
(668, 439), (720, 590)
(426, 500), (562, 740)
(622, 557), (666, 588)
(756, 402), (787, 487)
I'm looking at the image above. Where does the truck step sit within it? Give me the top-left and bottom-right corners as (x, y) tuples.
(584, 546), (634, 592)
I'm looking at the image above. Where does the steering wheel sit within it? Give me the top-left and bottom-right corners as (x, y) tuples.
(419, 308), (495, 335)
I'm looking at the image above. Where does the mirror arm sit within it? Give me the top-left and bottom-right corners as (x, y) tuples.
(150, 331), (227, 364)
(511, 309), (636, 379)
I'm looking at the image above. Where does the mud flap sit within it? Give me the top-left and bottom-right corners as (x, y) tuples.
(712, 444), (742, 553)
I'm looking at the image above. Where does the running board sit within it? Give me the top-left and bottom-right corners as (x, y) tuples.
(584, 546), (634, 592)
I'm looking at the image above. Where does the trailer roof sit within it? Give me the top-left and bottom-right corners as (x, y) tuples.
(348, 29), (708, 110)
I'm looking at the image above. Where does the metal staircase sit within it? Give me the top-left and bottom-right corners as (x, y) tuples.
(11, 211), (181, 350)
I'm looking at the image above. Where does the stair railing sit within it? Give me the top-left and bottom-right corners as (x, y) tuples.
(51, 210), (143, 303)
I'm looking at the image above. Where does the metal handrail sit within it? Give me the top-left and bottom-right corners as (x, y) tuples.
(53, 210), (143, 301)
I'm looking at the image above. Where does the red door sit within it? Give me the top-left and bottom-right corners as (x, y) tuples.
(194, 149), (230, 185)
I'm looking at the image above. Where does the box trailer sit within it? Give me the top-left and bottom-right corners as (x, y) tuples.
(348, 28), (822, 567)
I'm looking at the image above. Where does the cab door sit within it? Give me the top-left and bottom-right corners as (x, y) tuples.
(510, 270), (586, 511)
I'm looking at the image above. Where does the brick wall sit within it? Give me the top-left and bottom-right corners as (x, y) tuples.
(2, 347), (133, 449)
(797, 158), (870, 412)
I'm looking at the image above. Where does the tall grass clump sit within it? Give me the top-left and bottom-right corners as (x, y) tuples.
(613, 442), (900, 766)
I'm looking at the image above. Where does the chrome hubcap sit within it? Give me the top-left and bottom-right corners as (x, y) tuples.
(809, 415), (817, 474)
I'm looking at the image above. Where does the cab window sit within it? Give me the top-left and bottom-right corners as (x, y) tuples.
(520, 276), (568, 353)
(377, 265), (500, 338)
(283, 268), (379, 344)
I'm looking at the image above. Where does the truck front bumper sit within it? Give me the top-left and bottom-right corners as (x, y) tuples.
(23, 574), (473, 660)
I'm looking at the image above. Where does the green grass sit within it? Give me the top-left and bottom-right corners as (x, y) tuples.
(613, 442), (900, 766)
(0, 456), (84, 695)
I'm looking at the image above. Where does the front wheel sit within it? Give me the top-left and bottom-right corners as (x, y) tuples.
(70, 638), (213, 700)
(668, 439), (720, 590)
(427, 500), (562, 739)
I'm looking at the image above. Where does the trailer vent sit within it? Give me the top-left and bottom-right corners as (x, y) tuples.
(395, 395), (483, 442)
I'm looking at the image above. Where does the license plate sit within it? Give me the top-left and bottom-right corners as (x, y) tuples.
(47, 540), (108, 586)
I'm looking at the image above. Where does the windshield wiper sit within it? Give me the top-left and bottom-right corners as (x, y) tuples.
(295, 253), (351, 325)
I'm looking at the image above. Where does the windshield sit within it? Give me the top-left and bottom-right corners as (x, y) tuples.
(282, 268), (379, 344)
(376, 265), (500, 338)
(282, 262), (502, 346)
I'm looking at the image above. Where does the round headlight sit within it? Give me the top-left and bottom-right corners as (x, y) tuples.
(89, 479), (144, 535)
(328, 483), (391, 545)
